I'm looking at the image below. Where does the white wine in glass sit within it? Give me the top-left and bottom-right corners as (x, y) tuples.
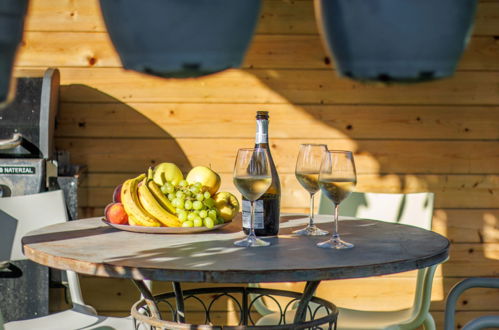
(233, 148), (272, 247)
(293, 144), (328, 236)
(318, 150), (357, 249)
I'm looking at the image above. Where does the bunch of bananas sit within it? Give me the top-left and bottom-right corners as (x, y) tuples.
(121, 173), (182, 227)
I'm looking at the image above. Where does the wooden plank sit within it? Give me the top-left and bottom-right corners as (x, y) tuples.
(16, 32), (499, 71)
(473, 1), (499, 36)
(55, 138), (499, 174)
(76, 275), (499, 313)
(433, 209), (499, 243)
(80, 173), (499, 210)
(445, 243), (499, 277)
(260, 276), (499, 312)
(246, 35), (499, 71)
(458, 36), (499, 71)
(18, 32), (118, 68)
(25, 0), (105, 32)
(15, 68), (494, 105)
(24, 0), (499, 36)
(55, 102), (499, 140)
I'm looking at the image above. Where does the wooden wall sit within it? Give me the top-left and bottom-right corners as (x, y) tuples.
(16, 0), (499, 328)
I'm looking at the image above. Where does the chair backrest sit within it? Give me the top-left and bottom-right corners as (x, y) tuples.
(0, 190), (68, 261)
(319, 191), (437, 326)
(0, 190), (86, 307)
(319, 191), (434, 230)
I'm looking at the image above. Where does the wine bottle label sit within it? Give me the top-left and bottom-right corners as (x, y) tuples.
(255, 119), (268, 144)
(242, 199), (264, 229)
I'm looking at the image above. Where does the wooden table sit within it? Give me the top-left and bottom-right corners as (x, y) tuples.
(22, 214), (449, 328)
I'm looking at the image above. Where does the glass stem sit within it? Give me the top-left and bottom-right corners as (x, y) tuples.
(249, 200), (257, 240)
(333, 203), (339, 240)
(308, 193), (315, 227)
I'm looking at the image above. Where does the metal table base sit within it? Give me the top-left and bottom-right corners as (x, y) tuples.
(131, 281), (338, 329)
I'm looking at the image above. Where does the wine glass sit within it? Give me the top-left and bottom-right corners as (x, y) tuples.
(233, 148), (272, 247)
(318, 150), (357, 249)
(293, 144), (329, 236)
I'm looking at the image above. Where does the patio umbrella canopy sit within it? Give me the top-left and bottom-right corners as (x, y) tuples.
(98, 0), (262, 78)
(315, 0), (479, 82)
(0, 0), (28, 106)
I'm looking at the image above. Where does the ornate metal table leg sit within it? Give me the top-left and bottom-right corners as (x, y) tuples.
(172, 281), (186, 323)
(132, 279), (161, 319)
(293, 280), (321, 324)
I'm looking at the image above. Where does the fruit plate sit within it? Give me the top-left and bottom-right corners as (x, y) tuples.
(101, 218), (231, 234)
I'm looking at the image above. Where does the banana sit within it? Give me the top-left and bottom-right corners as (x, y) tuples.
(147, 167), (154, 181)
(121, 175), (161, 227)
(137, 178), (182, 227)
(147, 180), (176, 214)
(127, 214), (140, 226)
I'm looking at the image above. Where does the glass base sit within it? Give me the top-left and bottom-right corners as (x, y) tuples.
(293, 225), (328, 236)
(317, 236), (354, 249)
(234, 235), (270, 247)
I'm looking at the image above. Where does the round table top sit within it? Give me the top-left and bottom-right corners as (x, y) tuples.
(22, 214), (449, 283)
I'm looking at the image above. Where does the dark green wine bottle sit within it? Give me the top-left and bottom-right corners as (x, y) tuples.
(242, 111), (281, 236)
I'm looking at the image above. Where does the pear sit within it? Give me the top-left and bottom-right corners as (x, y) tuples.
(214, 192), (239, 221)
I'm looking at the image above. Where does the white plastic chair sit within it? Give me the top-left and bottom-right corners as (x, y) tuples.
(257, 192), (441, 330)
(0, 190), (136, 330)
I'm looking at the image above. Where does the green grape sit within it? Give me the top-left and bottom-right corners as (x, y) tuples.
(178, 212), (187, 222)
(187, 212), (196, 222)
(199, 210), (208, 218)
(160, 184), (169, 195)
(217, 216), (225, 225)
(193, 217), (203, 227)
(175, 191), (185, 199)
(203, 217), (215, 229)
(170, 198), (178, 207)
(182, 221), (194, 227)
(176, 203), (184, 210)
(167, 193), (175, 201)
(203, 191), (211, 199)
(194, 182), (203, 188)
(208, 209), (217, 220)
(164, 183), (174, 194)
(193, 201), (203, 210)
(184, 200), (193, 210)
(189, 185), (200, 194)
(179, 180), (188, 187)
(203, 198), (215, 208)
(195, 193), (204, 202)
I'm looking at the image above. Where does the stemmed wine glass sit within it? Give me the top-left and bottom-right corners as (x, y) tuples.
(318, 150), (357, 249)
(233, 148), (272, 247)
(293, 144), (328, 236)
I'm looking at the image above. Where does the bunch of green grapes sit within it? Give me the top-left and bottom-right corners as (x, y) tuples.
(160, 180), (223, 228)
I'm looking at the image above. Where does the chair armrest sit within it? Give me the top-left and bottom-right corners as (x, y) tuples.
(444, 277), (499, 330)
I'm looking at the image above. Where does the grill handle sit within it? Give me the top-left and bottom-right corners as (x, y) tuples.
(0, 133), (22, 150)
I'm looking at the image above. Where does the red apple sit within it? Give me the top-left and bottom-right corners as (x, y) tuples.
(112, 183), (123, 203)
(105, 202), (128, 225)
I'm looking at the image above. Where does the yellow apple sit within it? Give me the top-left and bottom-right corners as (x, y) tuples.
(186, 166), (221, 195)
(152, 163), (183, 186)
(214, 192), (240, 221)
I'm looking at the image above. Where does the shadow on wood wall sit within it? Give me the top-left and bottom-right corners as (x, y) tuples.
(54, 84), (192, 218)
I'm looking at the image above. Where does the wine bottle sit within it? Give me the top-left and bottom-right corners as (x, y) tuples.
(242, 111), (281, 236)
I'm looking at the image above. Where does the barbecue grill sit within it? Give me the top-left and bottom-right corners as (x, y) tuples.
(0, 68), (84, 322)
